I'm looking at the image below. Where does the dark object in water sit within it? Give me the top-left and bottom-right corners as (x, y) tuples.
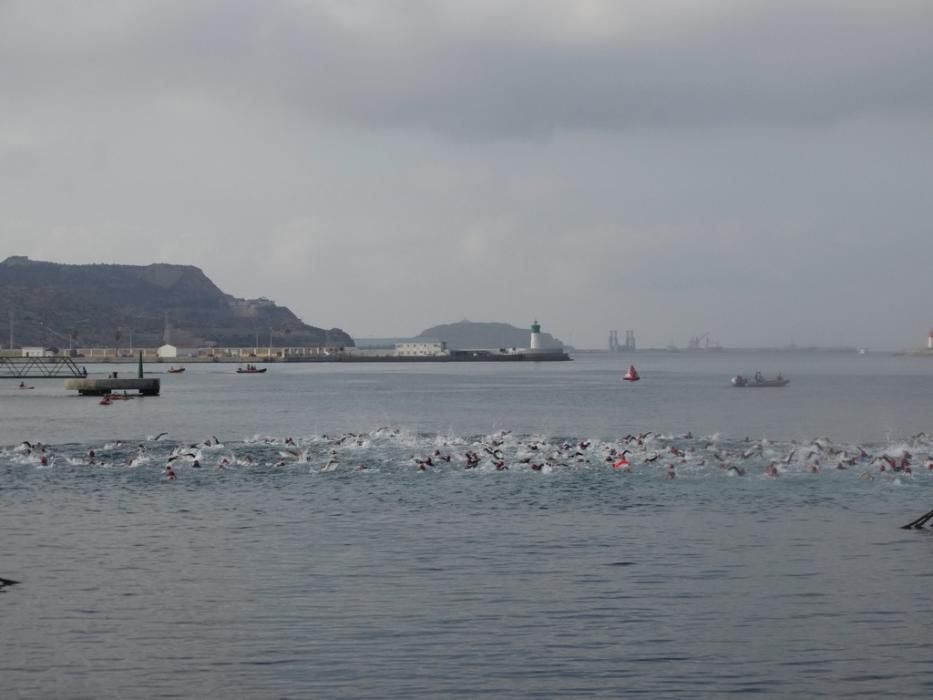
(0, 576), (20, 589)
(902, 507), (933, 530)
(732, 374), (789, 387)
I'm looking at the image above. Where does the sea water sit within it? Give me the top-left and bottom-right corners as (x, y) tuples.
(2, 352), (933, 698)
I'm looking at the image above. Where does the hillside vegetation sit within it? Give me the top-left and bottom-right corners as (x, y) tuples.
(0, 256), (353, 349)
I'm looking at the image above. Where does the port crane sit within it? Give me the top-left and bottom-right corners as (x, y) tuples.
(688, 333), (710, 350)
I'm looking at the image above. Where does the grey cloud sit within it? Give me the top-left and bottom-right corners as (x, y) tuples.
(2, 2), (932, 139)
(1, 1), (932, 349)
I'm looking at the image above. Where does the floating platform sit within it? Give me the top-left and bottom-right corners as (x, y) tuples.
(64, 378), (160, 396)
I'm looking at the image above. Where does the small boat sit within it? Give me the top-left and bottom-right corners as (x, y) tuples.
(167, 367), (186, 374)
(623, 365), (640, 382)
(732, 374), (788, 388)
(237, 364), (267, 374)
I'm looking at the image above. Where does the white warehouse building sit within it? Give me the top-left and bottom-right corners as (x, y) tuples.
(395, 341), (448, 357)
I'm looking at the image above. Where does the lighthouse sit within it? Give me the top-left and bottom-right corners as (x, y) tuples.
(530, 320), (542, 350)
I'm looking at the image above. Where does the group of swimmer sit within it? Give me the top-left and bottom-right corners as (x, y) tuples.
(8, 428), (933, 484)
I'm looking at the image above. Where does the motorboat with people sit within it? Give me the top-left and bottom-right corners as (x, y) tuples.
(732, 371), (788, 388)
(167, 366), (185, 374)
(623, 365), (640, 382)
(236, 364), (267, 374)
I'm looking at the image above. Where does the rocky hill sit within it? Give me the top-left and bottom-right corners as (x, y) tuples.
(417, 320), (565, 350)
(0, 256), (353, 349)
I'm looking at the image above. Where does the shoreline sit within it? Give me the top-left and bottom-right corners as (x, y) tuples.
(56, 354), (573, 365)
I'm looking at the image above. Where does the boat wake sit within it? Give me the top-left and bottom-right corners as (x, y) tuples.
(3, 428), (933, 483)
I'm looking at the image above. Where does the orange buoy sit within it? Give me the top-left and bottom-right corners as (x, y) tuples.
(623, 365), (640, 382)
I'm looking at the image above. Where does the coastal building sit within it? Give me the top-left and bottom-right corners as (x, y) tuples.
(928, 330), (932, 350)
(157, 344), (177, 359)
(395, 340), (448, 357)
(21, 346), (54, 357)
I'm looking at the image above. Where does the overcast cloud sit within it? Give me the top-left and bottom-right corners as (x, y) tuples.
(1, 0), (932, 349)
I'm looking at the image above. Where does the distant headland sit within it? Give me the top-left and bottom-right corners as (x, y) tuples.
(416, 319), (566, 350)
(0, 256), (353, 350)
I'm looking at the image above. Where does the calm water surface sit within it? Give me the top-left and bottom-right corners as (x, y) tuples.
(2, 352), (933, 698)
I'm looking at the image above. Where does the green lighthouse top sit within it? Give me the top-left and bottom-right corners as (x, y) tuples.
(531, 320), (541, 333)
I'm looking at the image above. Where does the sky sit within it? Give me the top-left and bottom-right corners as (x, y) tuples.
(1, 0), (932, 350)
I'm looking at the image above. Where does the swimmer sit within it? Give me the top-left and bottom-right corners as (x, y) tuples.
(164, 465), (176, 481)
(765, 463), (779, 478)
(191, 459), (201, 469)
(666, 464), (676, 480)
